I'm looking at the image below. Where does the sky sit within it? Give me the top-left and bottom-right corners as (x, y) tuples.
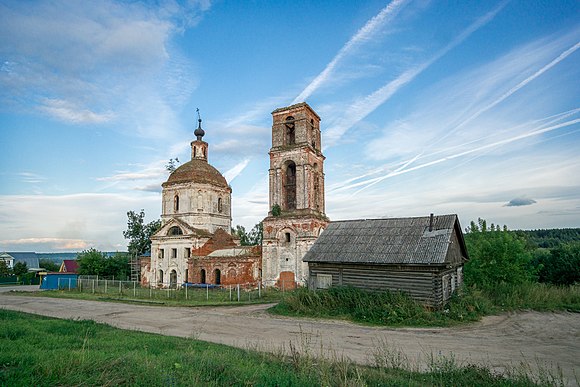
(0, 0), (579, 253)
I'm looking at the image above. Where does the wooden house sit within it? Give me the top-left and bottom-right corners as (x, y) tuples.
(303, 214), (468, 307)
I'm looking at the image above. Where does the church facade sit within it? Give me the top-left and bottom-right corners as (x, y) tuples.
(141, 103), (325, 288)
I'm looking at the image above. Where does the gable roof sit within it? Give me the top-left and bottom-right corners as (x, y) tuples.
(60, 260), (79, 273)
(303, 214), (467, 265)
(5, 252), (40, 269)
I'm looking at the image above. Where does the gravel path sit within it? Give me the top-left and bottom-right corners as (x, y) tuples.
(1, 287), (579, 385)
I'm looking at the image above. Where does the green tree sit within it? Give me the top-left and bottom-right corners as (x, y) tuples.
(13, 262), (28, 276)
(103, 253), (130, 280)
(39, 259), (60, 272)
(537, 242), (580, 285)
(234, 222), (263, 246)
(77, 248), (107, 276)
(464, 219), (534, 288)
(0, 260), (11, 276)
(123, 210), (161, 258)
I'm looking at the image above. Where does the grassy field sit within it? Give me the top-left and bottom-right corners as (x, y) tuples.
(0, 309), (559, 386)
(14, 285), (286, 307)
(270, 284), (580, 327)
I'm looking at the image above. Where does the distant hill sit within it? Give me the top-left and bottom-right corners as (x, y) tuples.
(37, 252), (125, 265)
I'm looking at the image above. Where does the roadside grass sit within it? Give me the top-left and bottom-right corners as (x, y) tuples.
(269, 284), (580, 327)
(12, 286), (287, 307)
(0, 309), (556, 386)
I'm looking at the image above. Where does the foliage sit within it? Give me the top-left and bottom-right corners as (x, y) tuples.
(270, 284), (580, 326)
(77, 249), (130, 279)
(123, 209), (161, 258)
(271, 204), (281, 216)
(233, 222), (263, 246)
(515, 228), (580, 249)
(535, 242), (580, 285)
(39, 259), (60, 272)
(12, 262), (28, 276)
(0, 260), (10, 276)
(464, 218), (535, 288)
(165, 157), (180, 173)
(0, 309), (548, 386)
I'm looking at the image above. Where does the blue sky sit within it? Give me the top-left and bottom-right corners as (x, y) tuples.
(1, 0), (579, 253)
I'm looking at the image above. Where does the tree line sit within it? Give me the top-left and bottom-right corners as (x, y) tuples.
(464, 218), (579, 287)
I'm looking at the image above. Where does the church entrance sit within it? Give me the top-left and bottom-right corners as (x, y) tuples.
(169, 270), (177, 289)
(278, 271), (296, 290)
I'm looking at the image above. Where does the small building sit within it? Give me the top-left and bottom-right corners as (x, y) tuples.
(303, 214), (468, 307)
(59, 259), (79, 273)
(40, 272), (78, 290)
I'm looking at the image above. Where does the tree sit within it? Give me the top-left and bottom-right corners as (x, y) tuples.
(77, 248), (107, 276)
(0, 260), (10, 276)
(12, 262), (28, 276)
(39, 259), (60, 272)
(123, 210), (161, 258)
(233, 222), (263, 246)
(165, 158), (180, 173)
(537, 242), (580, 285)
(464, 218), (535, 288)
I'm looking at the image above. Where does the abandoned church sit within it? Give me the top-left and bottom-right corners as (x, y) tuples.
(140, 102), (468, 306)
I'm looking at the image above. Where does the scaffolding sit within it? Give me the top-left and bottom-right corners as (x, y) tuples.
(130, 255), (140, 282)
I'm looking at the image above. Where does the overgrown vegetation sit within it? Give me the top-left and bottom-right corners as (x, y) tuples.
(233, 222), (263, 246)
(0, 309), (557, 386)
(77, 249), (130, 280)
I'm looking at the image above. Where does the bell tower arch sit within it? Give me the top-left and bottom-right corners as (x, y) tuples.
(262, 102), (329, 287)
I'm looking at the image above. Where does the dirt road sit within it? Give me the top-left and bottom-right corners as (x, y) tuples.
(1, 288), (579, 384)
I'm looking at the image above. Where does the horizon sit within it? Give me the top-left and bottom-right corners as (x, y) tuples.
(1, 1), (579, 253)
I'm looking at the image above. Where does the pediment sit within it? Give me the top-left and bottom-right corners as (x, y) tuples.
(153, 218), (210, 238)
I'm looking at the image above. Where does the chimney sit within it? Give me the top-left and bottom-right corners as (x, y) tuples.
(429, 213), (434, 232)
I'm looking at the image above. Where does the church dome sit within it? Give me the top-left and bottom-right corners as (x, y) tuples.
(162, 159), (229, 188)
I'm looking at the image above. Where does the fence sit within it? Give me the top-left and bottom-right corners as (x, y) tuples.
(56, 278), (294, 303)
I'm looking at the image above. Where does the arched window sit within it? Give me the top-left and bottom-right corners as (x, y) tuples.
(158, 269), (164, 284)
(170, 269), (177, 289)
(284, 161), (297, 210)
(168, 226), (183, 236)
(285, 116), (295, 145)
(174, 195), (179, 212)
(217, 197), (223, 213)
(214, 269), (221, 285)
(194, 146), (197, 157)
(200, 269), (206, 284)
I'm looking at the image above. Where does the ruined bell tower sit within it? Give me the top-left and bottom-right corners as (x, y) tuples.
(262, 102), (329, 287)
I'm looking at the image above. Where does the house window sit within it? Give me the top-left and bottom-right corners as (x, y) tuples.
(184, 248), (191, 258)
(158, 270), (164, 284)
(285, 232), (291, 243)
(316, 274), (332, 289)
(218, 197), (223, 213)
(159, 249), (165, 259)
(171, 248), (177, 258)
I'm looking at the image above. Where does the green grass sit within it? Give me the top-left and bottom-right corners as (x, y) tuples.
(0, 309), (554, 386)
(270, 284), (580, 327)
(14, 285), (287, 307)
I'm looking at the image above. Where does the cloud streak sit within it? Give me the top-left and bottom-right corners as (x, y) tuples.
(323, 1), (508, 147)
(292, 0), (410, 104)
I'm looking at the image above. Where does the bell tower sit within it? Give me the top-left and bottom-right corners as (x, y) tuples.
(262, 102), (329, 287)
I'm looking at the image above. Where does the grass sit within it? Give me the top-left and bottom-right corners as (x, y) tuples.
(13, 285), (287, 307)
(270, 283), (580, 327)
(0, 309), (558, 386)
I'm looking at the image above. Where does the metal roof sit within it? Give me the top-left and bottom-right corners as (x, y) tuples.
(303, 214), (463, 265)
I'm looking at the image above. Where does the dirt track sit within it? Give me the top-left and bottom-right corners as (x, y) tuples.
(1, 287), (579, 385)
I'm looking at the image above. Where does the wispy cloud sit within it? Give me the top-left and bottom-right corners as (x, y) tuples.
(18, 172), (47, 184)
(292, 0), (410, 104)
(224, 159), (250, 183)
(38, 98), (115, 124)
(324, 1), (508, 147)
